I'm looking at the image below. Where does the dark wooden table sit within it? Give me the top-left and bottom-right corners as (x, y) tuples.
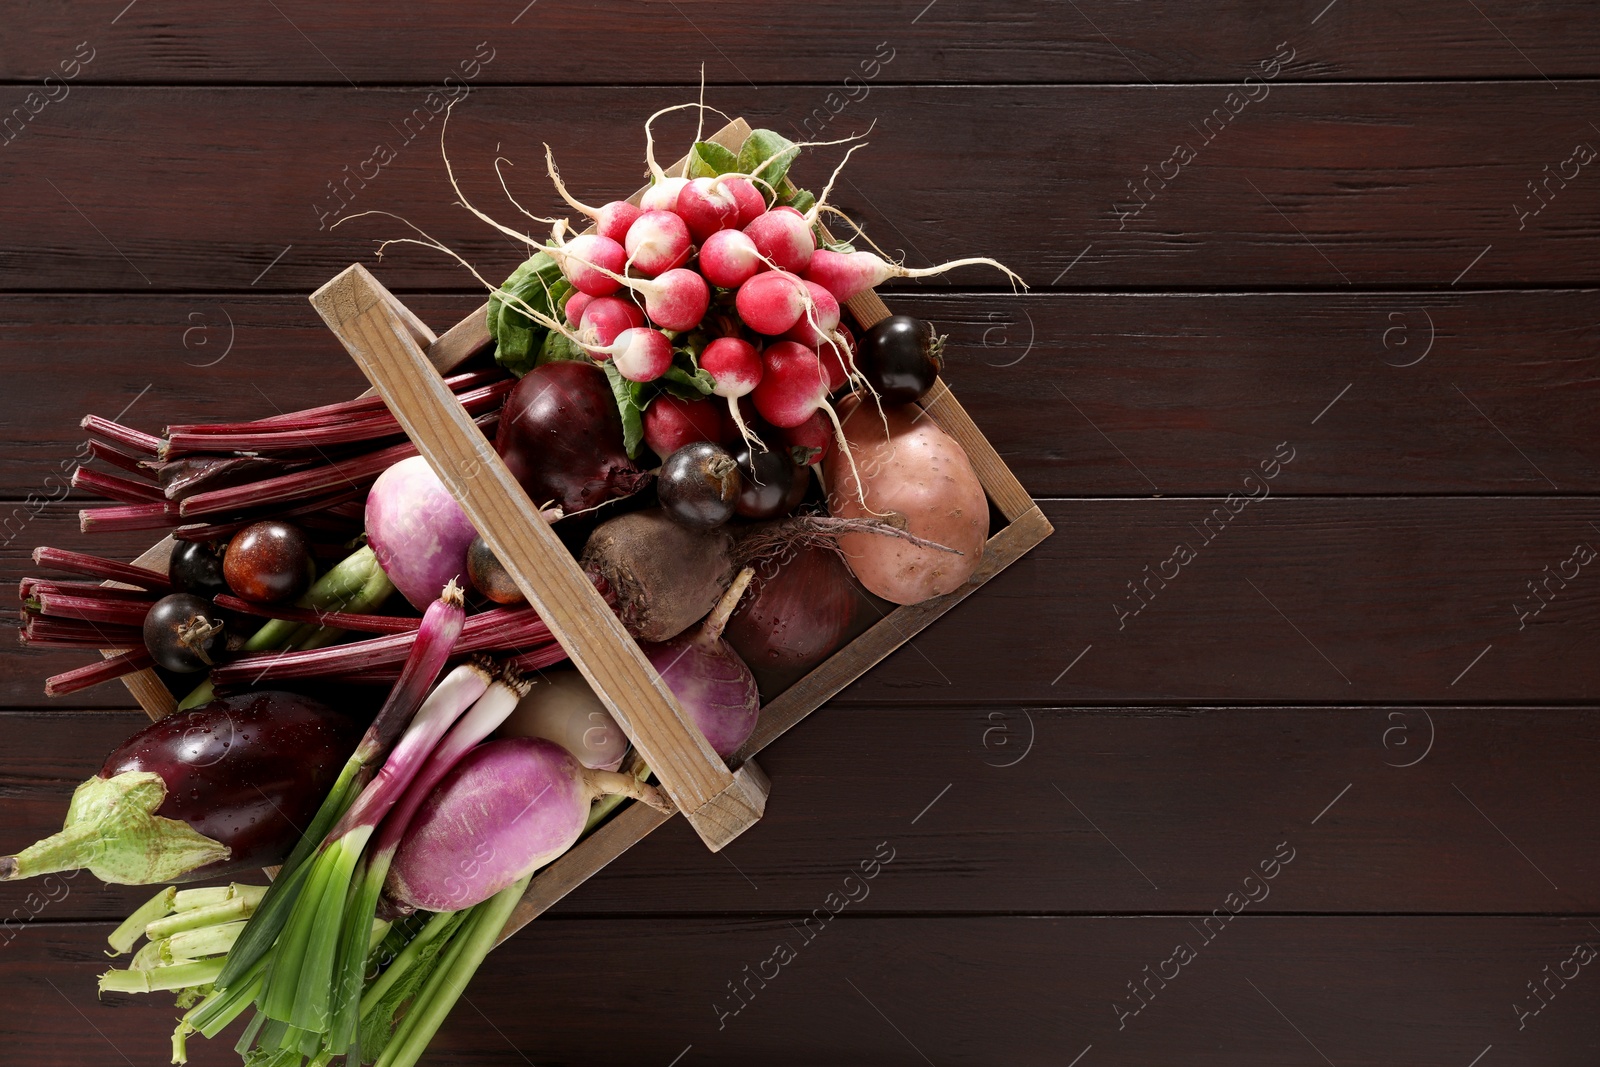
(4, 3), (1599, 1064)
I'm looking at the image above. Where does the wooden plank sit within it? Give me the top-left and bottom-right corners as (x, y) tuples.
(7, 704), (1599, 922)
(11, 495), (1600, 706)
(106, 535), (174, 719)
(311, 265), (768, 850)
(6, 290), (1600, 499)
(7, 917), (1598, 1065)
(7, 3), (1600, 83)
(6, 86), (1600, 291)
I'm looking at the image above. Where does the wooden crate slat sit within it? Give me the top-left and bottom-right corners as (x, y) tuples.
(311, 264), (768, 852)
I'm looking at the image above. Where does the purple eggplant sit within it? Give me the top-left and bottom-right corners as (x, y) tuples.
(0, 691), (359, 885)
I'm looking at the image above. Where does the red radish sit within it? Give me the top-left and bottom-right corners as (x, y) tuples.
(698, 229), (765, 289)
(641, 567), (760, 757)
(751, 342), (831, 428)
(593, 201), (642, 243)
(624, 209), (693, 276)
(644, 395), (725, 460)
(805, 247), (1026, 304)
(744, 207), (815, 273)
(700, 336), (765, 446)
(640, 175), (688, 212)
(635, 267), (709, 331)
(578, 296), (646, 356)
(551, 234), (625, 297)
(604, 327), (674, 383)
(385, 736), (669, 912)
(676, 177), (740, 241)
(735, 270), (812, 335)
(781, 280), (841, 347)
(751, 342), (872, 500)
(724, 176), (767, 225)
(563, 290), (593, 326)
(781, 411), (834, 465)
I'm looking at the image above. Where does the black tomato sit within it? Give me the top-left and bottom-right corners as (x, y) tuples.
(168, 540), (229, 599)
(856, 315), (944, 404)
(143, 593), (228, 673)
(466, 536), (526, 606)
(658, 441), (740, 529)
(222, 520), (314, 604)
(733, 443), (807, 520)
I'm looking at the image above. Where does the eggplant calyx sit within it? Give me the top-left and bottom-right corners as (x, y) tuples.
(0, 771), (230, 885)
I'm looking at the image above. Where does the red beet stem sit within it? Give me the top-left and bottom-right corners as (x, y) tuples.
(32, 547), (172, 591)
(71, 466), (168, 505)
(30, 592), (154, 628)
(45, 649), (154, 697)
(210, 606), (553, 685)
(20, 578), (156, 602)
(81, 415), (162, 456)
(177, 412), (498, 518)
(212, 594), (420, 634)
(170, 484), (370, 541)
(87, 440), (161, 481)
(21, 614), (144, 647)
(167, 369), (507, 435)
(161, 380), (512, 456)
(79, 502), (183, 533)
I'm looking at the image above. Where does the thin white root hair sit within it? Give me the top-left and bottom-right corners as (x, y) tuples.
(817, 205), (899, 260)
(643, 100), (733, 183)
(710, 124), (877, 203)
(726, 396), (767, 452)
(803, 141), (869, 226)
(430, 98), (556, 254)
(896, 255), (1029, 293)
(819, 400), (888, 518)
(338, 210), (595, 354)
(494, 156), (566, 232)
(543, 143), (601, 220)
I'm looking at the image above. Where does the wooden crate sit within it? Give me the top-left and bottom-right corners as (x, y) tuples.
(103, 118), (1053, 943)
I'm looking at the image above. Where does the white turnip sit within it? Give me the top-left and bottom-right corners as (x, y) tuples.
(499, 669), (628, 772)
(365, 456), (479, 611)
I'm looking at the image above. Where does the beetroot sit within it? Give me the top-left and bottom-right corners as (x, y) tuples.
(494, 361), (650, 513)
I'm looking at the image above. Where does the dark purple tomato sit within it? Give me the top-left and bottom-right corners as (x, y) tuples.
(658, 441), (740, 529)
(223, 520), (314, 603)
(856, 315), (944, 404)
(102, 690), (360, 880)
(168, 540), (228, 599)
(732, 443), (806, 519)
(466, 536), (526, 606)
(143, 593), (227, 673)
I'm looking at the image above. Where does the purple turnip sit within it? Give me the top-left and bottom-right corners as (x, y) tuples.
(0, 691), (359, 885)
(642, 566), (760, 757)
(366, 455), (479, 611)
(385, 736), (669, 913)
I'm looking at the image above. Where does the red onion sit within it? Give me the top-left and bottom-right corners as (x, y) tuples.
(726, 543), (859, 676)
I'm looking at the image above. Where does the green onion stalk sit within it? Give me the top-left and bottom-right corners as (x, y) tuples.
(177, 543), (395, 712)
(187, 582), (467, 1055)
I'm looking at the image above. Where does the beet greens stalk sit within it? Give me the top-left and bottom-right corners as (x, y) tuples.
(256, 658), (492, 1040)
(211, 582), (466, 995)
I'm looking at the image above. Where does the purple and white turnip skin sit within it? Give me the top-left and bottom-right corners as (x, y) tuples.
(366, 455), (480, 611)
(0, 691), (359, 885)
(499, 669), (628, 771)
(385, 737), (668, 913)
(642, 566), (760, 758)
(494, 361), (650, 514)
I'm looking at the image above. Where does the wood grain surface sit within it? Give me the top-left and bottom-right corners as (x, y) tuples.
(3, 2), (1597, 1064)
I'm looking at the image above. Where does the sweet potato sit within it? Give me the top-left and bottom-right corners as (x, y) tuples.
(823, 398), (988, 605)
